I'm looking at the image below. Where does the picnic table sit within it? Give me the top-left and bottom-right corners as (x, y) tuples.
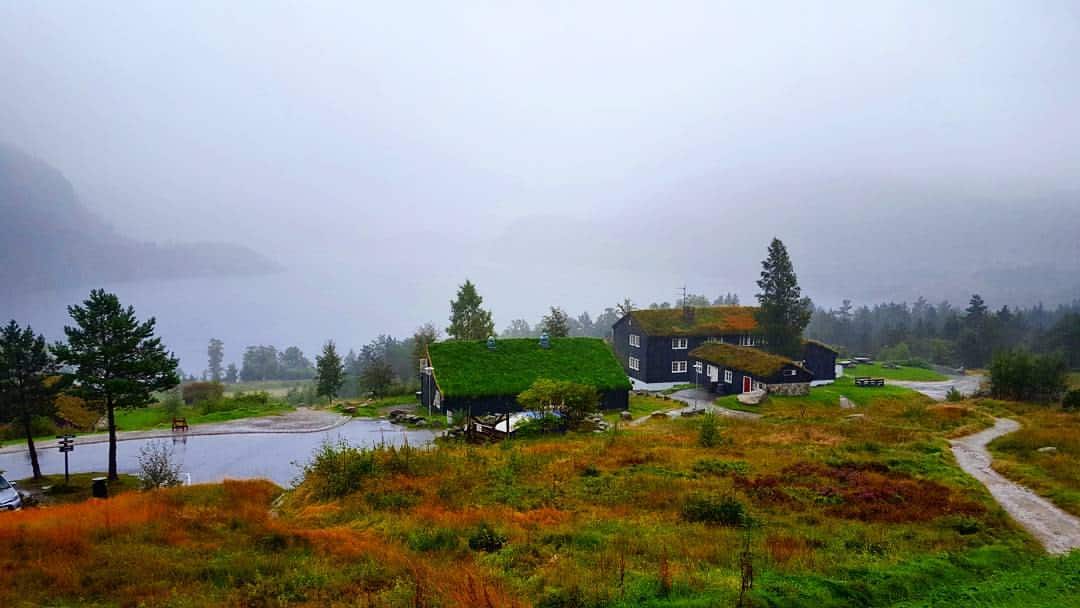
(854, 377), (886, 387)
(172, 417), (189, 431)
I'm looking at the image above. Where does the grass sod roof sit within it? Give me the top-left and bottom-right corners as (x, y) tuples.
(804, 339), (840, 354)
(427, 337), (632, 399)
(689, 342), (809, 379)
(625, 306), (760, 337)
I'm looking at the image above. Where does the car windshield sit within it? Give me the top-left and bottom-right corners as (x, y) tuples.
(0, 476), (9, 490)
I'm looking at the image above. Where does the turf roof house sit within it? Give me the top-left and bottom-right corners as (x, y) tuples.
(689, 342), (813, 396)
(419, 337), (631, 418)
(611, 306), (837, 388)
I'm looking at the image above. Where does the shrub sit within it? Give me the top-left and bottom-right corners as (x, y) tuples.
(692, 458), (750, 476)
(182, 381), (224, 405)
(1, 416), (57, 440)
(945, 386), (965, 402)
(698, 413), (720, 447)
(467, 523), (507, 552)
(137, 440), (183, 489)
(681, 494), (746, 526)
(299, 439), (378, 499)
(517, 378), (600, 425)
(989, 350), (1068, 402)
(407, 528), (459, 552)
(1063, 389), (1080, 412)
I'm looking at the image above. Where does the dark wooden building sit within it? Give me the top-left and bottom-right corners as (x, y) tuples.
(419, 337), (631, 418)
(612, 306), (763, 384)
(611, 305), (838, 387)
(688, 342), (814, 396)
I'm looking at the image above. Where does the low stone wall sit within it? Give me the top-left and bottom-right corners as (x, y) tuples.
(766, 382), (810, 396)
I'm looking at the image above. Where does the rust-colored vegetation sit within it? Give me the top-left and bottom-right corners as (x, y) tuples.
(0, 390), (1057, 607)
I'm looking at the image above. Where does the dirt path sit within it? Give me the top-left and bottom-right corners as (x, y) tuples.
(950, 418), (1080, 555)
(0, 407), (350, 456)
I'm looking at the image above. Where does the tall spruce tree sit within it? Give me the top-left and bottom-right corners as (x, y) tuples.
(0, 321), (59, 480)
(540, 306), (571, 337)
(207, 338), (224, 382)
(447, 279), (495, 340)
(755, 238), (812, 357)
(315, 340), (344, 403)
(52, 290), (180, 480)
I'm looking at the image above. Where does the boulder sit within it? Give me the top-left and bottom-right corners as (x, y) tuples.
(839, 397), (854, 409)
(737, 389), (767, 406)
(650, 411), (670, 419)
(844, 413), (865, 420)
(1037, 446), (1058, 454)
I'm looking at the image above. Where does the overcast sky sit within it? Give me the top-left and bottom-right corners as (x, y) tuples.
(3, 1), (1080, 364)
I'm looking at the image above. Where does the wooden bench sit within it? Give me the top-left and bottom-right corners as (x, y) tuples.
(172, 417), (189, 431)
(854, 377), (886, 387)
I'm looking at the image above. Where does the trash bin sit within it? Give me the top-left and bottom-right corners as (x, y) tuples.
(91, 476), (108, 499)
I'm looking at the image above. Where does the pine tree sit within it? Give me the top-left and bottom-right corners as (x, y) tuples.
(755, 238), (812, 357)
(315, 340), (344, 403)
(540, 306), (571, 337)
(447, 280), (495, 340)
(207, 338), (224, 382)
(52, 290), (180, 480)
(0, 321), (59, 480)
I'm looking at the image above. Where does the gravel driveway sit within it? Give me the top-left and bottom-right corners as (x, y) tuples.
(951, 418), (1080, 555)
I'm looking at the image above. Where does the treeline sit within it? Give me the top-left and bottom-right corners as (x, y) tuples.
(807, 295), (1080, 369)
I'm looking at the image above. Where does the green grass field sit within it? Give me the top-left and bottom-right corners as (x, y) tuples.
(113, 401), (293, 431)
(846, 362), (948, 381)
(1069, 372), (1080, 390)
(222, 379), (312, 397)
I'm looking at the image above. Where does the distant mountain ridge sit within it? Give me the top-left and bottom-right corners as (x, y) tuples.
(0, 143), (280, 292)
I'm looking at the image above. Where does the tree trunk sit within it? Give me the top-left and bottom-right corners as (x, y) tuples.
(107, 398), (118, 481)
(22, 414), (43, 480)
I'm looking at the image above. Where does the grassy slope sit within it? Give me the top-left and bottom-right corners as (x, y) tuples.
(845, 362), (947, 382)
(3, 387), (1071, 607)
(716, 375), (927, 411)
(16, 472), (140, 504)
(113, 401), (293, 431)
(985, 399), (1080, 517)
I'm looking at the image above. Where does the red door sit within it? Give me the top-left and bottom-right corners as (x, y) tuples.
(742, 376), (752, 393)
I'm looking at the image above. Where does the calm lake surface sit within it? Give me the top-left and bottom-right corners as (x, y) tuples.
(0, 420), (437, 486)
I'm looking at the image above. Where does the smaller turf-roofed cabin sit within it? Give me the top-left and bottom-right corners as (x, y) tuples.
(420, 337), (631, 418)
(689, 342), (814, 396)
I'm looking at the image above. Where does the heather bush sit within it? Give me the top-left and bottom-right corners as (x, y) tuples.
(137, 440), (183, 489)
(467, 523), (507, 552)
(681, 494), (746, 526)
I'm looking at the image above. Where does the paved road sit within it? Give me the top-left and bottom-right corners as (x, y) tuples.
(951, 418), (1080, 555)
(630, 388), (762, 426)
(892, 375), (984, 401)
(0, 407), (349, 456)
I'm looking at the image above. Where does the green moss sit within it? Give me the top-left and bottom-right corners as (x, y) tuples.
(690, 342), (804, 378)
(627, 306), (760, 336)
(427, 337), (631, 398)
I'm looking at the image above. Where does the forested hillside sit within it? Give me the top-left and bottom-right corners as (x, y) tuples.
(0, 143), (279, 292)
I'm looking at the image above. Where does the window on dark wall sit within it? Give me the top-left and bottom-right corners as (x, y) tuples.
(629, 356), (640, 371)
(672, 360), (688, 373)
(672, 337), (688, 349)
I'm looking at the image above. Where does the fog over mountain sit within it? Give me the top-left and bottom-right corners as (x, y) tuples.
(2, 2), (1079, 368)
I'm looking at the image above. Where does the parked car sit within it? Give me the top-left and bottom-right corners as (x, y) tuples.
(0, 474), (23, 511)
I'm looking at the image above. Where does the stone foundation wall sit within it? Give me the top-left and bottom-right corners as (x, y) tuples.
(766, 382), (810, 396)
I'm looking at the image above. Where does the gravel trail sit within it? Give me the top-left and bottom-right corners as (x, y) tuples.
(950, 418), (1080, 555)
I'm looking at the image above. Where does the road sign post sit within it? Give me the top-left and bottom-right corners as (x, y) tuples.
(57, 435), (75, 484)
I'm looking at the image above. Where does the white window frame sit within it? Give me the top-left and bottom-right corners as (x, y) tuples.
(672, 360), (688, 374)
(672, 337), (688, 350)
(783, 369), (797, 377)
(628, 356), (640, 371)
(629, 334), (640, 348)
(724, 370), (733, 384)
(739, 334), (756, 347)
(694, 361), (703, 373)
